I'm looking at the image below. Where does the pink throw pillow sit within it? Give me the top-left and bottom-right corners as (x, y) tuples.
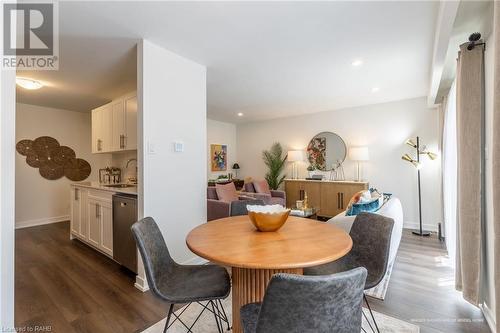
(215, 182), (238, 202)
(253, 180), (271, 194)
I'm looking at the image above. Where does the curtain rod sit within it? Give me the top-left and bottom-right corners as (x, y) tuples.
(467, 32), (485, 50)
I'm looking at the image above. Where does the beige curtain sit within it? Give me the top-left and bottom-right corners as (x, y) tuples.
(493, 1), (500, 330)
(439, 96), (448, 240)
(455, 42), (485, 306)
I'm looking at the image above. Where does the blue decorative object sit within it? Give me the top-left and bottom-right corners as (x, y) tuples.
(346, 198), (380, 216)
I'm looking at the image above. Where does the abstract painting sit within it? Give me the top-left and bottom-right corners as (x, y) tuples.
(211, 144), (227, 171)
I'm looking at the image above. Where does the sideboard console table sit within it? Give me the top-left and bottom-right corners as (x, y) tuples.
(284, 179), (369, 218)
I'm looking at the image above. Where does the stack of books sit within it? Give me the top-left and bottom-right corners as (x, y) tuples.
(290, 207), (316, 217)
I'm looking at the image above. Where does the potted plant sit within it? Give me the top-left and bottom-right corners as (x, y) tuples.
(262, 142), (287, 190)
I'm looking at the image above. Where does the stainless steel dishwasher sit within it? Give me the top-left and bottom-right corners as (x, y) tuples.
(112, 194), (138, 273)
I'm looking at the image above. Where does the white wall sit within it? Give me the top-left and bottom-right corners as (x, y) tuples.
(207, 119), (237, 180)
(237, 97), (442, 230)
(0, 66), (16, 330)
(15, 103), (111, 228)
(483, 30), (496, 329)
(139, 40), (206, 265)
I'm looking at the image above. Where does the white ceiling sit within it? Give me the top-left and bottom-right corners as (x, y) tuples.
(17, 1), (438, 123)
(436, 1), (493, 102)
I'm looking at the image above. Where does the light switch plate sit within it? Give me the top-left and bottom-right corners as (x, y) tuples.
(147, 141), (156, 154)
(174, 141), (184, 152)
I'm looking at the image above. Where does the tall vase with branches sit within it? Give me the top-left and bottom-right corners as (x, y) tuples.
(262, 142), (287, 190)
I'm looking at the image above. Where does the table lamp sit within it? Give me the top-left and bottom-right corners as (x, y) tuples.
(287, 150), (305, 179)
(232, 163), (240, 179)
(349, 147), (369, 182)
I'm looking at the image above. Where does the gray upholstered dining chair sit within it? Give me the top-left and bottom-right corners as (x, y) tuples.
(230, 199), (265, 217)
(304, 212), (394, 333)
(240, 267), (367, 333)
(131, 217), (231, 333)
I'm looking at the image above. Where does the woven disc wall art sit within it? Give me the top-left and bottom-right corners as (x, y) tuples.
(64, 158), (91, 181)
(26, 152), (46, 168)
(16, 136), (91, 181)
(39, 161), (65, 180)
(51, 146), (76, 164)
(16, 139), (34, 156)
(33, 136), (60, 157)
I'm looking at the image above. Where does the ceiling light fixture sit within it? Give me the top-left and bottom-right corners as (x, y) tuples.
(237, 112), (244, 117)
(16, 77), (43, 90)
(351, 59), (363, 67)
(371, 87), (380, 93)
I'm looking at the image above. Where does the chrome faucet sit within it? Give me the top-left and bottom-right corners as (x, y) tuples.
(126, 158), (138, 184)
(126, 158), (137, 168)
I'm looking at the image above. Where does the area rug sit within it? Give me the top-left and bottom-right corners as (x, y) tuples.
(141, 293), (419, 333)
(365, 260), (394, 300)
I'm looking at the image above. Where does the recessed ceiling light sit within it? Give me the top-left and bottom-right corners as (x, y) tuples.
(371, 87), (380, 93)
(351, 59), (363, 67)
(237, 112), (244, 117)
(16, 77), (43, 90)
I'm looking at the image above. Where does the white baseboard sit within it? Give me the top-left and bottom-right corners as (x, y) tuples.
(134, 275), (149, 292)
(481, 303), (496, 333)
(16, 215), (69, 229)
(403, 221), (439, 232)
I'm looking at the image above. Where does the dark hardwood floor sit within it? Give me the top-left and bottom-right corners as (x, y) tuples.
(16, 222), (491, 333)
(15, 221), (169, 333)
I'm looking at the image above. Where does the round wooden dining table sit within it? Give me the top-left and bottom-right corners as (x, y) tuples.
(186, 215), (353, 333)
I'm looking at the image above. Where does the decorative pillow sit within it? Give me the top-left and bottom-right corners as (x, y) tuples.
(345, 189), (381, 216)
(215, 182), (238, 202)
(346, 190), (370, 210)
(346, 198), (380, 216)
(253, 180), (271, 195)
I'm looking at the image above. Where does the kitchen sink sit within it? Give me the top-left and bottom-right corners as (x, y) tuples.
(104, 184), (137, 188)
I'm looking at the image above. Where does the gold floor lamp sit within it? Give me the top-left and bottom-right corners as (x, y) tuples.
(402, 136), (437, 237)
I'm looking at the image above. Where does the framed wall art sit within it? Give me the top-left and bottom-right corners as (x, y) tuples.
(210, 144), (227, 171)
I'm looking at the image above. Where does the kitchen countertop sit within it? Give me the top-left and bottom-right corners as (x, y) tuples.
(71, 181), (138, 196)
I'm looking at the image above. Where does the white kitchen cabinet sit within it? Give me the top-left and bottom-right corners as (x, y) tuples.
(70, 186), (88, 241)
(91, 111), (100, 154)
(92, 92), (137, 153)
(124, 95), (137, 150)
(72, 186), (114, 257)
(100, 201), (113, 256)
(70, 187), (80, 235)
(91, 104), (112, 153)
(87, 197), (101, 249)
(111, 100), (125, 151)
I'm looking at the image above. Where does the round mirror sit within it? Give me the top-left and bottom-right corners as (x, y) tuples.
(306, 132), (347, 171)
